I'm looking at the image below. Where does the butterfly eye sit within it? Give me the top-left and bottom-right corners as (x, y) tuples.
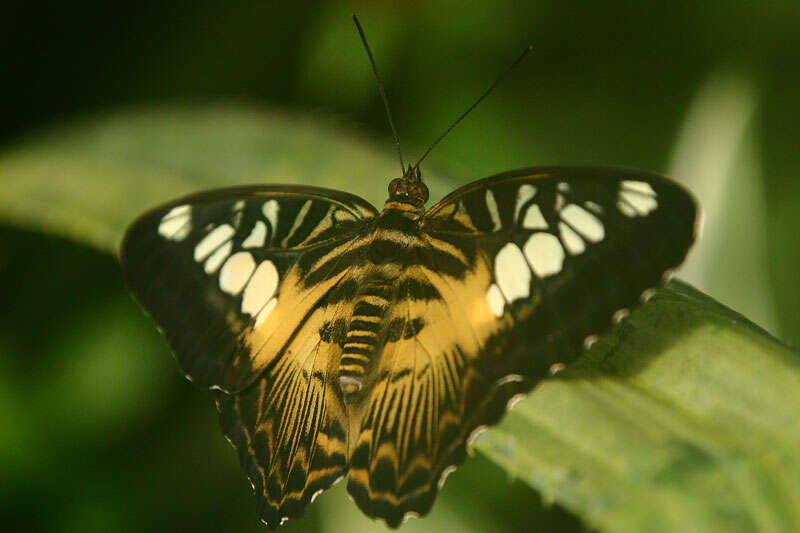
(411, 180), (429, 205)
(388, 177), (403, 197)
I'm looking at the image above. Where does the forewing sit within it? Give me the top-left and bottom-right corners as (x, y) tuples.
(121, 184), (377, 392)
(347, 166), (699, 525)
(422, 167), (699, 358)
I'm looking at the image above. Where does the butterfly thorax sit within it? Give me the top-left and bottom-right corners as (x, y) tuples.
(337, 270), (397, 395)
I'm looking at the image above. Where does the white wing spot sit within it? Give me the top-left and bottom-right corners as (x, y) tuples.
(402, 512), (420, 524)
(438, 465), (459, 490)
(242, 221), (267, 249)
(584, 335), (599, 350)
(194, 224), (235, 262)
(281, 200), (312, 247)
(549, 362), (566, 375)
(617, 199), (638, 217)
(231, 210), (243, 229)
(506, 393), (527, 411)
(584, 201), (604, 215)
(522, 204), (548, 230)
(619, 190), (657, 216)
(496, 374), (525, 386)
(557, 182), (570, 193)
(486, 284), (506, 317)
(466, 426), (488, 450)
(204, 241), (232, 274)
(233, 200), (245, 211)
(170, 225), (191, 241)
(561, 204), (605, 242)
(555, 193), (566, 212)
(514, 184), (537, 221)
(219, 252), (256, 295)
(485, 189), (502, 232)
(618, 181), (658, 216)
(640, 288), (657, 303)
(523, 232), (564, 278)
(559, 222), (585, 255)
(613, 308), (630, 324)
(621, 180), (656, 195)
(262, 200), (280, 232)
(162, 204), (190, 218)
(242, 260), (279, 316)
(494, 243), (531, 303)
(158, 204), (192, 241)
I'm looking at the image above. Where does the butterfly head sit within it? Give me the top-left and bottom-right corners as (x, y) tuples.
(387, 165), (429, 208)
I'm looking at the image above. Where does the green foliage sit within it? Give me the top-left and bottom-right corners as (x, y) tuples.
(0, 104), (449, 253)
(1, 106), (797, 532)
(479, 281), (800, 532)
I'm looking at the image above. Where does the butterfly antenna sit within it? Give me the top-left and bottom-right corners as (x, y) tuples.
(352, 14), (405, 173)
(413, 44), (534, 170)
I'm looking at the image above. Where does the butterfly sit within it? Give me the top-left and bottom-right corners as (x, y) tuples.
(121, 14), (699, 529)
(121, 163), (699, 527)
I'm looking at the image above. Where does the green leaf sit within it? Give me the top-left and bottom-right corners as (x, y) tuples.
(476, 281), (800, 532)
(2, 104), (797, 532)
(0, 102), (452, 254)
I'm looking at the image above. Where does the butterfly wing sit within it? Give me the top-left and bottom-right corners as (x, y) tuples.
(121, 185), (378, 526)
(216, 285), (356, 527)
(121, 185), (377, 392)
(347, 166), (699, 525)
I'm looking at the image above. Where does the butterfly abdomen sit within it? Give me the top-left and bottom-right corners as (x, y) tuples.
(338, 278), (396, 394)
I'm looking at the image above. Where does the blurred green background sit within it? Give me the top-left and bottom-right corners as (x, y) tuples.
(2, 1), (799, 531)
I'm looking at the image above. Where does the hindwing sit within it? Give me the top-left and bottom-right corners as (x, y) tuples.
(347, 257), (513, 526)
(217, 287), (357, 526)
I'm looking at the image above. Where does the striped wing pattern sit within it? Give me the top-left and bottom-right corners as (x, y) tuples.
(346, 167), (698, 525)
(122, 167), (698, 528)
(346, 260), (509, 525)
(216, 295), (355, 526)
(122, 185), (377, 392)
(121, 185), (377, 524)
